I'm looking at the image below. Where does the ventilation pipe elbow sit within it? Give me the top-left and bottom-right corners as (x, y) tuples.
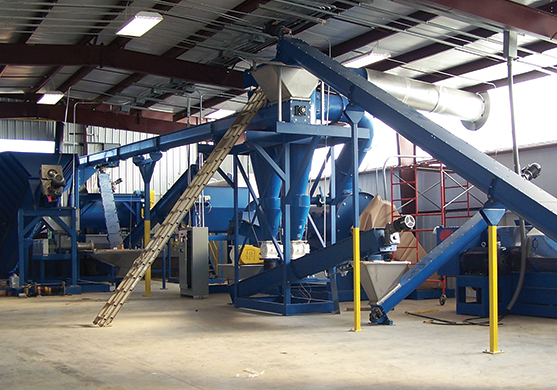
(351, 68), (490, 130)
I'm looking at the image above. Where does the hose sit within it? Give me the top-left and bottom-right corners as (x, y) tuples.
(503, 221), (530, 316)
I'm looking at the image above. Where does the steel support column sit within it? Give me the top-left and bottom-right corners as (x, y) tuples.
(134, 152), (163, 296)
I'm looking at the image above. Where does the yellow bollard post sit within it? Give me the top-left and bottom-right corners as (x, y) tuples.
(351, 227), (364, 332)
(484, 224), (503, 354)
(144, 219), (151, 297)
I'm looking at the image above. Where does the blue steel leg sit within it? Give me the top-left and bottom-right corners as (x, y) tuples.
(167, 239), (172, 284)
(236, 158), (284, 262)
(71, 207), (78, 286)
(233, 154), (240, 304)
(328, 267), (340, 314)
(162, 246), (167, 290)
(370, 212), (489, 324)
(18, 210), (25, 284)
(283, 143), (292, 314)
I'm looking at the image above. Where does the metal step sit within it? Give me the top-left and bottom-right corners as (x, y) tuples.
(93, 87), (266, 327)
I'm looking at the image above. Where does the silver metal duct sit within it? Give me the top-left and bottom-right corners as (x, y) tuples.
(365, 69), (490, 130)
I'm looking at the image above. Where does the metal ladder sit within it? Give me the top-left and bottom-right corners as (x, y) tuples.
(94, 87), (266, 327)
(98, 172), (123, 249)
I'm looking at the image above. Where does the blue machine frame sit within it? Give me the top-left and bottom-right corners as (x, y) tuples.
(17, 207), (80, 294)
(274, 36), (557, 323)
(69, 36), (557, 322)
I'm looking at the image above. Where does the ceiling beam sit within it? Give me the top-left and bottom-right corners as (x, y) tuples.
(406, 0), (557, 41)
(35, 0), (183, 95)
(113, 0), (270, 112)
(0, 43), (244, 90)
(163, 0), (270, 58)
(415, 40), (557, 84)
(0, 102), (186, 135)
(172, 90), (246, 122)
(368, 27), (494, 72)
(462, 67), (557, 93)
(31, 0), (131, 93)
(330, 11), (437, 57)
(0, 0), (60, 81)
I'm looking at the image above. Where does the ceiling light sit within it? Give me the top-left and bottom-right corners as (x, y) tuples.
(116, 11), (163, 37)
(343, 50), (391, 68)
(206, 109), (236, 121)
(37, 92), (64, 105)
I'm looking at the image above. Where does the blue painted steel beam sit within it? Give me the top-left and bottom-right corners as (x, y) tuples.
(78, 101), (371, 172)
(371, 212), (489, 324)
(125, 170), (188, 247)
(231, 228), (395, 299)
(276, 37), (557, 244)
(236, 155), (285, 262)
(275, 122), (370, 138)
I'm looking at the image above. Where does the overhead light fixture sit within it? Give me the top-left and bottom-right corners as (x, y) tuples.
(116, 11), (163, 37)
(342, 50), (391, 68)
(206, 109), (236, 121)
(37, 92), (64, 105)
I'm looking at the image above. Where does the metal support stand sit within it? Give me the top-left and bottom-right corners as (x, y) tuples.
(133, 151), (163, 297)
(17, 208), (79, 293)
(480, 207), (506, 354)
(346, 105), (364, 332)
(232, 139), (340, 315)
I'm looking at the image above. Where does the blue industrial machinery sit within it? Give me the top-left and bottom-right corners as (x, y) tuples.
(453, 225), (557, 319)
(52, 34), (557, 323)
(0, 152), (75, 282)
(72, 36), (492, 313)
(80, 192), (143, 235)
(273, 36), (557, 324)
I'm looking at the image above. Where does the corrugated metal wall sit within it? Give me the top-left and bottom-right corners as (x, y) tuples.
(0, 119), (195, 202)
(69, 125), (193, 202)
(0, 119), (55, 140)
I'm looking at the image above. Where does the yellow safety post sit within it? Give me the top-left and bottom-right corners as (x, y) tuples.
(144, 219), (151, 297)
(484, 224), (503, 354)
(351, 227), (364, 332)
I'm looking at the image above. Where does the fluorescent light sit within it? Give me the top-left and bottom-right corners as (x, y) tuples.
(116, 11), (163, 37)
(343, 51), (391, 68)
(37, 92), (64, 105)
(206, 109), (236, 120)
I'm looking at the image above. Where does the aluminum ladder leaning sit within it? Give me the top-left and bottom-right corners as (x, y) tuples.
(93, 87), (267, 327)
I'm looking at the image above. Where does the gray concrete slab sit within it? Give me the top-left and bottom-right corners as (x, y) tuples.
(1, 281), (556, 389)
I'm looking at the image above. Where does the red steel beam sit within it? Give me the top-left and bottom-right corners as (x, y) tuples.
(0, 102), (186, 135)
(330, 11), (436, 57)
(32, 0), (130, 93)
(408, 0), (557, 40)
(45, 0), (183, 94)
(118, 0), (270, 112)
(0, 43), (244, 90)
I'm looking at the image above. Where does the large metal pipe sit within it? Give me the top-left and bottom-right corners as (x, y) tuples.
(251, 148), (282, 240)
(361, 69), (490, 130)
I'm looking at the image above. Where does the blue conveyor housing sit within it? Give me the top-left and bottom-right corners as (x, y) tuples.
(276, 37), (557, 243)
(274, 36), (557, 322)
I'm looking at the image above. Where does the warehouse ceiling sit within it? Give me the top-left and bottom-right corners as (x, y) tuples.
(1, 0), (557, 135)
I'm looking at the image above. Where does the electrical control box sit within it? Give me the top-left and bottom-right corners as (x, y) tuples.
(179, 227), (209, 298)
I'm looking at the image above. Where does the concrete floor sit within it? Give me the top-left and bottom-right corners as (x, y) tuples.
(1, 281), (556, 390)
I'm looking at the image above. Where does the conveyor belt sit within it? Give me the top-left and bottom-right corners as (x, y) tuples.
(98, 172), (123, 249)
(93, 87), (266, 327)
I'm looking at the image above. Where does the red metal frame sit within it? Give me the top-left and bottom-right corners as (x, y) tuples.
(389, 160), (474, 296)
